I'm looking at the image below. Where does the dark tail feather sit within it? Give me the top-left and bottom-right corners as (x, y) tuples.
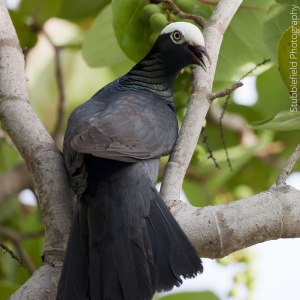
(56, 202), (89, 300)
(147, 188), (203, 292)
(58, 156), (202, 300)
(113, 230), (156, 300)
(88, 220), (156, 300)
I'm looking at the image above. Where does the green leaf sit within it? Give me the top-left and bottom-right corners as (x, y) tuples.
(82, 4), (128, 68)
(215, 0), (273, 83)
(262, 0), (300, 65)
(19, 0), (60, 25)
(248, 110), (300, 131)
(278, 22), (300, 92)
(8, 10), (38, 50)
(57, 0), (111, 20)
(253, 65), (292, 119)
(112, 0), (152, 62)
(158, 291), (220, 300)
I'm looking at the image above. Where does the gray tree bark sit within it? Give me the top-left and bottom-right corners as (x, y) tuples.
(0, 0), (299, 299)
(0, 1), (73, 298)
(160, 0), (244, 200)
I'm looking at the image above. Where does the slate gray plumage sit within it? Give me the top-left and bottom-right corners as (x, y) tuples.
(57, 22), (209, 300)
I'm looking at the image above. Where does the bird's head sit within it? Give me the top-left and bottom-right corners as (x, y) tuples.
(151, 22), (211, 72)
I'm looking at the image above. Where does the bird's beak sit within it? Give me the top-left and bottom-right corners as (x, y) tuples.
(188, 45), (211, 72)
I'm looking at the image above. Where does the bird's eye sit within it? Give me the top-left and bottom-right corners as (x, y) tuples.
(173, 31), (181, 41)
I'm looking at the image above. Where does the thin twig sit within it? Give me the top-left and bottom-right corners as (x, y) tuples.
(209, 58), (271, 102)
(0, 241), (26, 269)
(210, 82), (243, 101)
(0, 226), (42, 274)
(160, 0), (206, 27)
(276, 143), (300, 186)
(202, 127), (220, 169)
(42, 28), (66, 144)
(19, 230), (45, 240)
(161, 3), (174, 22)
(219, 94), (233, 171)
(52, 45), (65, 142)
(239, 58), (271, 81)
(208, 104), (257, 148)
(215, 58), (272, 171)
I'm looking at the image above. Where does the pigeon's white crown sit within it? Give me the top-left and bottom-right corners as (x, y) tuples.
(161, 22), (205, 47)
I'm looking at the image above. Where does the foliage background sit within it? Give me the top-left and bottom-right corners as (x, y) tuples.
(1, 0), (299, 299)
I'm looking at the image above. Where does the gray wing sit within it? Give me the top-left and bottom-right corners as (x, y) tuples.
(70, 91), (178, 163)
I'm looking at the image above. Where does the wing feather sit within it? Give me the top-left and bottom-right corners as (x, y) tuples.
(70, 91), (177, 162)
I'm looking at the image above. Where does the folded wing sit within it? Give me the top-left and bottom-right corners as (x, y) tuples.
(70, 91), (178, 162)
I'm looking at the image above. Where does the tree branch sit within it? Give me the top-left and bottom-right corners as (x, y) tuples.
(167, 185), (300, 258)
(160, 0), (206, 27)
(160, 0), (243, 201)
(209, 82), (243, 101)
(276, 143), (300, 186)
(0, 1), (74, 298)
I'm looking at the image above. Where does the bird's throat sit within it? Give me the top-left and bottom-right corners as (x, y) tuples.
(118, 53), (178, 108)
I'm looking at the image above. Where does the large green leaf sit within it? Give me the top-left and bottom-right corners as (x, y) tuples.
(19, 0), (60, 25)
(57, 0), (111, 20)
(278, 22), (300, 92)
(248, 110), (300, 131)
(262, 0), (300, 65)
(253, 65), (292, 119)
(215, 0), (273, 83)
(158, 291), (220, 300)
(82, 4), (128, 68)
(112, 0), (152, 62)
